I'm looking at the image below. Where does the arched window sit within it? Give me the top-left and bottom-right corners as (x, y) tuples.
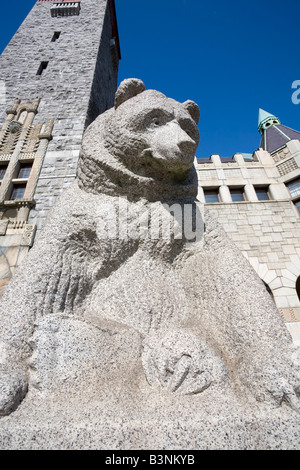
(296, 276), (300, 301)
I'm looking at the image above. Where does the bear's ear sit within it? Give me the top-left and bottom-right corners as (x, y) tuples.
(115, 78), (146, 109)
(182, 100), (200, 125)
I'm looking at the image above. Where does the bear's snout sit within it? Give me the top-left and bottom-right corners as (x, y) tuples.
(177, 138), (197, 156)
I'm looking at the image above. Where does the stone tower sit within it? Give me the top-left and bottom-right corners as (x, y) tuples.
(0, 0), (120, 293)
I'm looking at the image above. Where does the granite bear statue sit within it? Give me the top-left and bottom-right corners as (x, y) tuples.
(0, 79), (299, 417)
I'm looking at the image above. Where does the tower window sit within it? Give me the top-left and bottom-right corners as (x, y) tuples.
(17, 162), (32, 179)
(37, 61), (49, 76)
(204, 189), (219, 203)
(51, 31), (61, 42)
(10, 183), (26, 200)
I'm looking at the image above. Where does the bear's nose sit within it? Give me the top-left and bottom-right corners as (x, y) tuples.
(177, 137), (197, 155)
(173, 122), (197, 154)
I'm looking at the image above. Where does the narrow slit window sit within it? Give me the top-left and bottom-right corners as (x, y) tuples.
(37, 61), (49, 76)
(51, 31), (61, 42)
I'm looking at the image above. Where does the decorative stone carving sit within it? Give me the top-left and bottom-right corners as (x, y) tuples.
(5, 99), (20, 117)
(0, 98), (42, 156)
(279, 308), (300, 323)
(21, 224), (36, 247)
(8, 121), (22, 134)
(0, 126), (21, 154)
(277, 157), (298, 176)
(21, 124), (43, 153)
(0, 79), (299, 449)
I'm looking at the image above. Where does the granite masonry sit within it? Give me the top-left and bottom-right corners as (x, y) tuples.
(0, 80), (299, 450)
(0, 0), (120, 292)
(0, 1), (299, 451)
(196, 111), (300, 345)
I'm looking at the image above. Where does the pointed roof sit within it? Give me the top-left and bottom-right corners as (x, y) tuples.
(258, 108), (300, 153)
(258, 108), (281, 134)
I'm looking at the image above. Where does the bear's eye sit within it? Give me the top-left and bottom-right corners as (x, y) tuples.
(151, 117), (161, 127)
(178, 118), (198, 141)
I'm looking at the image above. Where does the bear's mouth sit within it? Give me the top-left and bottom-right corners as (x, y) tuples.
(139, 148), (194, 180)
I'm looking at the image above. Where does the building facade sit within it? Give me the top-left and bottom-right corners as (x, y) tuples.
(196, 109), (300, 344)
(0, 0), (120, 293)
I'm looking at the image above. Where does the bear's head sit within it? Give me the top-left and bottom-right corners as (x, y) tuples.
(78, 79), (200, 201)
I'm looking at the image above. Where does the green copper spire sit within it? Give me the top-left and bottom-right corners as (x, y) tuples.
(258, 108), (281, 134)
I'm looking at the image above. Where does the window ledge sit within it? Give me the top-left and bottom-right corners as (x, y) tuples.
(0, 199), (36, 208)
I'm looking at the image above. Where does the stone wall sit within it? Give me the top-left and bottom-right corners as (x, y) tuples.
(196, 147), (300, 344)
(0, 0), (119, 232)
(205, 200), (300, 340)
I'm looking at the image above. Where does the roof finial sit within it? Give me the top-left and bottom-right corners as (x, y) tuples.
(258, 108), (281, 134)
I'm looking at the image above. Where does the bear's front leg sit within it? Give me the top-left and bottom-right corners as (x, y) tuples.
(239, 345), (300, 412)
(0, 343), (28, 416)
(200, 209), (300, 412)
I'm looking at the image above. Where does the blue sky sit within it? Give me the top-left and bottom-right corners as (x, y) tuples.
(0, 0), (299, 158)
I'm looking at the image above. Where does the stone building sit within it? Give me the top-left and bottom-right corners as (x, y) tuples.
(196, 109), (300, 344)
(0, 0), (120, 293)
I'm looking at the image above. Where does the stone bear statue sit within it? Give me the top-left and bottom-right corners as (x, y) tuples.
(0, 78), (299, 418)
